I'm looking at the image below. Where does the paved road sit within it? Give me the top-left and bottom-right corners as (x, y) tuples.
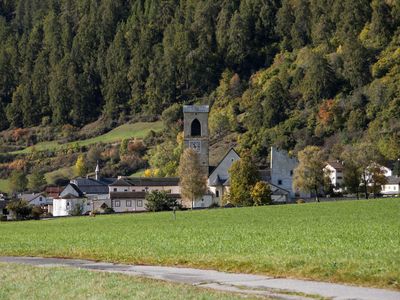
(1, 256), (399, 300)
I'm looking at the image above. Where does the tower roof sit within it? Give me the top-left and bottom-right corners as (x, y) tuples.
(183, 105), (209, 113)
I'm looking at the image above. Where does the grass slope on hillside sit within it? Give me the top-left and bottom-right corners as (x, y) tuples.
(0, 179), (11, 194)
(0, 263), (251, 300)
(0, 199), (399, 289)
(11, 121), (163, 154)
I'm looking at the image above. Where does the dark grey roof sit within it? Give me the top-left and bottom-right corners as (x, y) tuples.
(110, 192), (181, 199)
(109, 178), (132, 187)
(71, 178), (115, 194)
(67, 183), (84, 197)
(210, 175), (224, 186)
(387, 176), (400, 185)
(19, 193), (43, 202)
(183, 105), (209, 113)
(223, 178), (230, 186)
(110, 177), (180, 187)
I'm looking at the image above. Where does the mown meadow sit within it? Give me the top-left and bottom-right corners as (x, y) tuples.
(0, 263), (253, 300)
(0, 199), (399, 289)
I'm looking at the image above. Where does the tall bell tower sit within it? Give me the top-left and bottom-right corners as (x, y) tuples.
(183, 105), (209, 175)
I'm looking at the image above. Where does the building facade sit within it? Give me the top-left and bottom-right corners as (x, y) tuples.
(183, 105), (209, 175)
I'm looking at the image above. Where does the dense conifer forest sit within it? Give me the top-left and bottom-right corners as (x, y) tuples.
(0, 0), (399, 163)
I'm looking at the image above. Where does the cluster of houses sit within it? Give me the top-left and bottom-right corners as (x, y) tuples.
(324, 160), (399, 196)
(1, 105), (399, 218)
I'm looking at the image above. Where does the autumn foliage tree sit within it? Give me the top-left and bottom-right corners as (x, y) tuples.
(178, 148), (207, 209)
(293, 146), (329, 202)
(229, 151), (259, 206)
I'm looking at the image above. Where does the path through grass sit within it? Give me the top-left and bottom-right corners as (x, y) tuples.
(0, 199), (399, 289)
(0, 263), (253, 300)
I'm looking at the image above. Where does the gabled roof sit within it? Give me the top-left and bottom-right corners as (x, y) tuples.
(70, 178), (115, 194)
(58, 193), (85, 200)
(110, 177), (180, 187)
(386, 176), (400, 185)
(109, 178), (132, 187)
(223, 178), (230, 186)
(210, 175), (224, 186)
(326, 161), (344, 171)
(19, 193), (43, 202)
(208, 148), (240, 179)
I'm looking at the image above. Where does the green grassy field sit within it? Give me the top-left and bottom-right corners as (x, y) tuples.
(0, 263), (254, 300)
(11, 121), (163, 154)
(0, 199), (399, 290)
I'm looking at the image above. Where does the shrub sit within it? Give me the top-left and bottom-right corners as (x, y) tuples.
(70, 203), (83, 216)
(104, 207), (114, 214)
(31, 206), (44, 220)
(208, 202), (220, 209)
(296, 199), (306, 204)
(6, 200), (32, 220)
(145, 191), (180, 212)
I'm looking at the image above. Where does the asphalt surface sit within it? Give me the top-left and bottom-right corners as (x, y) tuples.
(0, 256), (399, 300)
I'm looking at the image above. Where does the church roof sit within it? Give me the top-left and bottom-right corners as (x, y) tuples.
(183, 105), (209, 113)
(208, 148), (240, 179)
(223, 178), (230, 186)
(110, 177), (180, 187)
(210, 175), (224, 186)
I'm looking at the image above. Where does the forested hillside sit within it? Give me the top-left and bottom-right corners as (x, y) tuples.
(0, 0), (399, 164)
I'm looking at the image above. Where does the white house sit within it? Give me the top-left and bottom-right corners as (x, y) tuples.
(381, 176), (400, 196)
(324, 161), (344, 192)
(53, 183), (88, 216)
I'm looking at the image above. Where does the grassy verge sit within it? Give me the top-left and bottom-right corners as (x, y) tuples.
(0, 263), (255, 300)
(0, 199), (399, 289)
(10, 121), (163, 154)
(0, 178), (11, 194)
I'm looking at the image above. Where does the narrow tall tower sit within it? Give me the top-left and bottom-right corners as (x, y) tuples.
(183, 105), (209, 175)
(95, 161), (100, 180)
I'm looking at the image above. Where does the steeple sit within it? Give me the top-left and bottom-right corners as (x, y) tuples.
(95, 161), (100, 180)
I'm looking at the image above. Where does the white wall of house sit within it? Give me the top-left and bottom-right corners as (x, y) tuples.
(112, 199), (147, 213)
(381, 184), (399, 195)
(324, 164), (343, 191)
(110, 185), (180, 194)
(53, 198), (90, 217)
(29, 195), (49, 206)
(271, 147), (304, 199)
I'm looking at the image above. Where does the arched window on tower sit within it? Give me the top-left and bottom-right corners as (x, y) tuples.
(191, 119), (201, 136)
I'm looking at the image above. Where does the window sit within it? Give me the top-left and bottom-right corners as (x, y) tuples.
(216, 190), (219, 197)
(337, 176), (343, 180)
(137, 200), (143, 207)
(278, 180), (282, 185)
(126, 200), (132, 207)
(124, 189), (128, 192)
(115, 200), (120, 207)
(290, 170), (293, 176)
(113, 188), (117, 192)
(191, 119), (201, 136)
